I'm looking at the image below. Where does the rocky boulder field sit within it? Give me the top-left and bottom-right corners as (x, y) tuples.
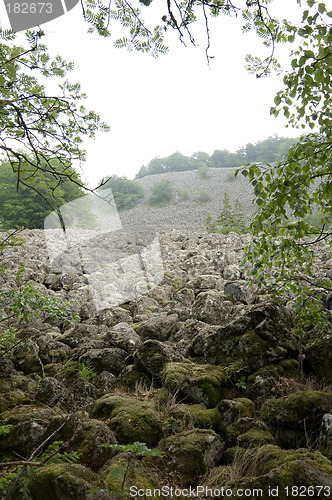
(0, 229), (332, 499)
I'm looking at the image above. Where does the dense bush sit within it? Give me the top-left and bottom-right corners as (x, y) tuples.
(148, 179), (174, 207)
(98, 175), (144, 211)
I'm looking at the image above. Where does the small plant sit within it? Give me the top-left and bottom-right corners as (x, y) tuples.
(78, 360), (97, 381)
(224, 362), (247, 390)
(206, 192), (248, 234)
(196, 190), (211, 204)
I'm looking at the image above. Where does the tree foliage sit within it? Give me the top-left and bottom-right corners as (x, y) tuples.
(235, 0), (332, 333)
(0, 160), (85, 229)
(0, 29), (108, 216)
(135, 136), (296, 178)
(98, 175), (144, 211)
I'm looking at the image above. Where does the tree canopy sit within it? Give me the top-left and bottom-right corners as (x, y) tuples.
(0, 160), (86, 229)
(0, 29), (109, 218)
(135, 136), (298, 178)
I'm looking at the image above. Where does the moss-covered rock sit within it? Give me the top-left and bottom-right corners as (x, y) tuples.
(100, 452), (160, 496)
(116, 364), (151, 391)
(245, 359), (301, 405)
(161, 362), (227, 408)
(217, 399), (254, 435)
(225, 417), (273, 447)
(151, 429), (224, 486)
(27, 463), (110, 500)
(134, 340), (175, 379)
(0, 406), (58, 457)
(206, 445), (332, 498)
(305, 335), (332, 383)
(260, 391), (332, 448)
(202, 301), (300, 373)
(93, 394), (163, 446)
(79, 347), (128, 376)
(169, 403), (224, 434)
(69, 419), (118, 471)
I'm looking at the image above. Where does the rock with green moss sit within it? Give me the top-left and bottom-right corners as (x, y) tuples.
(93, 394), (163, 446)
(79, 347), (128, 376)
(225, 417), (273, 447)
(151, 429), (224, 486)
(305, 335), (332, 383)
(169, 403), (224, 434)
(134, 340), (178, 379)
(217, 399), (254, 435)
(68, 419), (117, 471)
(100, 452), (160, 496)
(202, 301), (300, 372)
(245, 359), (301, 404)
(206, 445), (332, 498)
(0, 405), (58, 457)
(116, 364), (151, 391)
(105, 322), (142, 354)
(260, 391), (332, 449)
(27, 463), (112, 500)
(161, 362), (227, 408)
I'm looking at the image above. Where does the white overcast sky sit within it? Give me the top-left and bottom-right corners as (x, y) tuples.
(12, 1), (303, 186)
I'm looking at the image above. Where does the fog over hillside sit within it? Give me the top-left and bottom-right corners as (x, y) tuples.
(119, 168), (255, 233)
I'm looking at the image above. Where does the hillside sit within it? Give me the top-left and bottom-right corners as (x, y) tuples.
(119, 168), (254, 233)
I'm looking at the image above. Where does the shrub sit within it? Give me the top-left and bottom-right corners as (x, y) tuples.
(196, 190), (211, 204)
(206, 192), (249, 234)
(197, 163), (210, 180)
(180, 190), (190, 202)
(148, 179), (174, 207)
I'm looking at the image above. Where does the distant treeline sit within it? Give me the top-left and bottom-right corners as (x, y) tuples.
(135, 135), (298, 178)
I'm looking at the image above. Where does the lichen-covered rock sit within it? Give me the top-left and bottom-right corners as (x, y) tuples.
(318, 414), (332, 460)
(135, 313), (179, 342)
(93, 394), (164, 446)
(192, 290), (233, 325)
(260, 391), (332, 449)
(161, 362), (227, 408)
(152, 429), (225, 486)
(36, 377), (66, 406)
(27, 463), (113, 500)
(305, 335), (332, 383)
(96, 306), (133, 327)
(245, 359), (301, 404)
(106, 322), (142, 354)
(93, 370), (117, 395)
